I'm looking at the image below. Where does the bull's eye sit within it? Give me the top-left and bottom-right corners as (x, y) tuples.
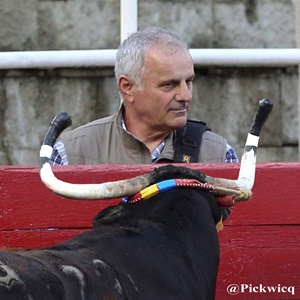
(0, 266), (7, 277)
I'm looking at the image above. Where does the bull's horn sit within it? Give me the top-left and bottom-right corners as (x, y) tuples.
(39, 98), (272, 200)
(205, 98), (273, 192)
(39, 112), (156, 199)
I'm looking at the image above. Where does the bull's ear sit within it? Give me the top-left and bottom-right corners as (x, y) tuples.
(93, 206), (124, 227)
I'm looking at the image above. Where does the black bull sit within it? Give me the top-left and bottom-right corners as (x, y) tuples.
(0, 166), (230, 300)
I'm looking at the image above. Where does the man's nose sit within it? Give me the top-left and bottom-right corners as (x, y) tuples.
(176, 82), (192, 102)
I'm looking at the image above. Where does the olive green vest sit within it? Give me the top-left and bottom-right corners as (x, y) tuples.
(61, 109), (227, 165)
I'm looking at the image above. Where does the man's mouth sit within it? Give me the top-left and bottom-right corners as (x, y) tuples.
(169, 106), (188, 113)
(169, 104), (188, 113)
(173, 108), (187, 113)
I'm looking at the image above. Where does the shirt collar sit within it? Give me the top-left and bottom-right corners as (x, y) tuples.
(121, 115), (165, 162)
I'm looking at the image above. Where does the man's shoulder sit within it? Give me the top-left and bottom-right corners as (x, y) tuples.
(186, 120), (227, 144)
(199, 130), (228, 162)
(181, 119), (227, 145)
(78, 114), (117, 130)
(202, 130), (227, 144)
(61, 114), (117, 140)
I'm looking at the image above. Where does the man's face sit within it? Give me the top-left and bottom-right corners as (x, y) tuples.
(132, 45), (195, 132)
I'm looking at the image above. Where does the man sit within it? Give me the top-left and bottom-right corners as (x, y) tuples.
(51, 26), (238, 165)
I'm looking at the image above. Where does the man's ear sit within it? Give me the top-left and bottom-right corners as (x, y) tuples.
(118, 76), (134, 102)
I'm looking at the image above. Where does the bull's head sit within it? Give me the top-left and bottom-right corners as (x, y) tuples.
(39, 99), (273, 203)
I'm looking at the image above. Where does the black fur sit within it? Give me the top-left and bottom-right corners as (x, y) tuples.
(0, 166), (228, 300)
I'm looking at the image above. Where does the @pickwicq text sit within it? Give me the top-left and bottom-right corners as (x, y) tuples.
(227, 284), (295, 296)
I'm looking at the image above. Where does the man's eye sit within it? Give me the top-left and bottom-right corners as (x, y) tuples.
(164, 82), (174, 87)
(186, 80), (193, 87)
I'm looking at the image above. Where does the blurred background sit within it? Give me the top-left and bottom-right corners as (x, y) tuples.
(0, 0), (299, 165)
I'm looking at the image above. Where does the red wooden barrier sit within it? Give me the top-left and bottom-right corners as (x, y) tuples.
(0, 163), (299, 299)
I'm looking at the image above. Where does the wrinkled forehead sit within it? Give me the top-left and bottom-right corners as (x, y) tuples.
(143, 44), (194, 74)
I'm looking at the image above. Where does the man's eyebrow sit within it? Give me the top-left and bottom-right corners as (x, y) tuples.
(159, 74), (195, 86)
(159, 79), (177, 86)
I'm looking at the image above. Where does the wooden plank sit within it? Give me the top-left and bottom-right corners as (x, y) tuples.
(226, 162), (300, 226)
(216, 226), (300, 299)
(0, 163), (299, 298)
(0, 163), (299, 229)
(0, 165), (121, 229)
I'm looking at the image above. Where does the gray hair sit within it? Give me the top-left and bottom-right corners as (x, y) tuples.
(114, 26), (189, 89)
